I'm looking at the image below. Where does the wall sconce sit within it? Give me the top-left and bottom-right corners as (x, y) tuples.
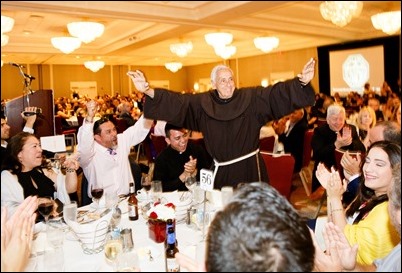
(165, 62), (183, 73)
(67, 21), (105, 44)
(1, 34), (9, 47)
(371, 11), (401, 35)
(170, 42), (193, 57)
(261, 79), (269, 87)
(1, 15), (15, 34)
(319, 1), (363, 27)
(84, 60), (105, 72)
(194, 82), (200, 92)
(51, 36), (81, 54)
(254, 37), (279, 53)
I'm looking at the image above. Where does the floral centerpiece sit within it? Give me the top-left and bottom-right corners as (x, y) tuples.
(147, 202), (176, 243)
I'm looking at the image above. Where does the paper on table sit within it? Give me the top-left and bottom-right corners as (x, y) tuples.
(40, 135), (66, 153)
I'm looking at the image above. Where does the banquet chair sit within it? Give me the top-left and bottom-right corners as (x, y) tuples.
(260, 151), (295, 200)
(54, 115), (77, 149)
(299, 129), (314, 197)
(115, 118), (128, 134)
(150, 134), (167, 158)
(259, 135), (276, 152)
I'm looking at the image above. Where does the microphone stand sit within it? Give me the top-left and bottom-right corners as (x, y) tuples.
(15, 64), (35, 107)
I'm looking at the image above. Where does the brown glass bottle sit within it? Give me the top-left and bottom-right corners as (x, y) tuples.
(127, 182), (139, 221)
(165, 227), (180, 272)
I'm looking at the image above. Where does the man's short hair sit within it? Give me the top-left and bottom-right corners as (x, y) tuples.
(378, 121), (401, 145)
(164, 123), (183, 138)
(206, 182), (314, 272)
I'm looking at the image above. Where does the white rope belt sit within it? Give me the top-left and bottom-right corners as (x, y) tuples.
(212, 148), (260, 184)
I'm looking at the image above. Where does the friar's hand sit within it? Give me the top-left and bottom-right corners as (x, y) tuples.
(127, 70), (150, 93)
(298, 58), (316, 86)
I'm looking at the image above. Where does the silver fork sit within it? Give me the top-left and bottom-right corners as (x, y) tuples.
(147, 249), (154, 261)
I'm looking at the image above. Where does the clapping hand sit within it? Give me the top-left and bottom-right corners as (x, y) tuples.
(298, 58), (316, 86)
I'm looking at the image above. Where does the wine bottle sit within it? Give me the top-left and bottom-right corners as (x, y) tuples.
(165, 227), (180, 272)
(128, 182), (139, 221)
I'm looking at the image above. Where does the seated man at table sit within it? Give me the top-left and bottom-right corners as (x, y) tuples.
(176, 182), (315, 271)
(153, 123), (212, 192)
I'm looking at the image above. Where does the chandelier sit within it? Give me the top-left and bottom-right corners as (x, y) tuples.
(67, 22), (105, 44)
(165, 62), (183, 73)
(319, 1), (363, 27)
(1, 34), (9, 47)
(371, 11), (401, 35)
(254, 37), (279, 53)
(170, 42), (193, 57)
(51, 36), (81, 54)
(84, 60), (105, 72)
(1, 15), (15, 34)
(214, 45), (237, 60)
(204, 32), (233, 48)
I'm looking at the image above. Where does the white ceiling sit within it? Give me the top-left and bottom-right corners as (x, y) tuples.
(1, 1), (400, 67)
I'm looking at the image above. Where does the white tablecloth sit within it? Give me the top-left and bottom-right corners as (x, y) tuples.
(28, 192), (216, 272)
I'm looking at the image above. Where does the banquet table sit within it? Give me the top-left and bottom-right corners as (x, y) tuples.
(27, 191), (223, 272)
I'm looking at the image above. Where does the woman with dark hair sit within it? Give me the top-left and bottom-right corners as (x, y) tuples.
(1, 132), (79, 218)
(316, 141), (400, 265)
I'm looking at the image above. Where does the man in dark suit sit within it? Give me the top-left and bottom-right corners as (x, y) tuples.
(311, 104), (365, 193)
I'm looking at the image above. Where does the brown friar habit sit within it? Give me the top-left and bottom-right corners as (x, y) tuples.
(143, 77), (315, 189)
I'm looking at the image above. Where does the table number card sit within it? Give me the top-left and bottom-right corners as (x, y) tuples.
(200, 169), (214, 191)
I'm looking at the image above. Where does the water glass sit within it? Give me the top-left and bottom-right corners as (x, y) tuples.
(221, 186), (234, 206)
(151, 180), (162, 203)
(47, 219), (65, 249)
(104, 229), (123, 264)
(115, 250), (140, 272)
(44, 247), (65, 272)
(63, 201), (78, 223)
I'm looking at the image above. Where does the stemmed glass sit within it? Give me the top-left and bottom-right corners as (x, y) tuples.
(184, 176), (197, 202)
(38, 196), (54, 224)
(151, 180), (162, 203)
(141, 175), (152, 201)
(91, 181), (104, 210)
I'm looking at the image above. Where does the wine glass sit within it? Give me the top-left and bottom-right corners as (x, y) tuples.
(185, 176), (197, 201)
(91, 182), (104, 210)
(141, 175), (151, 201)
(38, 196), (54, 224)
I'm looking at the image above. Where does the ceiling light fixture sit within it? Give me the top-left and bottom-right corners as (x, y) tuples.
(204, 32), (233, 48)
(165, 62), (183, 73)
(319, 1), (363, 27)
(170, 42), (193, 58)
(51, 36), (81, 54)
(1, 15), (15, 34)
(84, 60), (105, 72)
(214, 45), (237, 60)
(371, 11), (401, 35)
(1, 34), (9, 47)
(254, 37), (279, 53)
(67, 21), (105, 44)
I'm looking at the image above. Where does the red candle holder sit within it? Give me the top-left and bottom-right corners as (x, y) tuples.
(148, 219), (167, 243)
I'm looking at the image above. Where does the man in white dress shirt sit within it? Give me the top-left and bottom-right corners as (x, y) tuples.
(77, 100), (153, 198)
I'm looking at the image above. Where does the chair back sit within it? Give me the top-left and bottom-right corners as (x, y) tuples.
(259, 136), (276, 152)
(150, 134), (168, 157)
(315, 118), (327, 127)
(260, 151), (295, 200)
(115, 118), (128, 134)
(302, 129), (314, 168)
(334, 149), (363, 181)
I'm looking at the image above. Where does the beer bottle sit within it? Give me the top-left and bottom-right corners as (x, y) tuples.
(128, 182), (139, 221)
(165, 227), (180, 272)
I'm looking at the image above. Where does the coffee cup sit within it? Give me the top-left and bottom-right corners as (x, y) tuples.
(136, 189), (148, 200)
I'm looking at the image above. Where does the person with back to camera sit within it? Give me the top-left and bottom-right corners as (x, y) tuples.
(175, 182), (315, 272)
(127, 58), (317, 189)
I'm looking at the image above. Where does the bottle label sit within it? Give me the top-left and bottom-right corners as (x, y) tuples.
(128, 204), (138, 217)
(166, 258), (180, 272)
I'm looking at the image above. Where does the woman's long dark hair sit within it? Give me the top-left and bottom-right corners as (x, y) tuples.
(1, 132), (48, 174)
(346, 141), (401, 224)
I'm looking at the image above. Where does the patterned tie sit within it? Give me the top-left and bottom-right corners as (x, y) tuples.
(107, 148), (117, 155)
